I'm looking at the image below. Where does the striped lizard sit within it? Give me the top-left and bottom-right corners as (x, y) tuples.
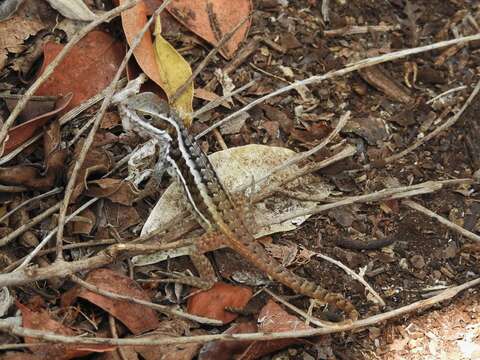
(119, 92), (358, 320)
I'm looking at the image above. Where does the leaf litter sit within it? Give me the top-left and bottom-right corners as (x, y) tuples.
(0, 0), (479, 359)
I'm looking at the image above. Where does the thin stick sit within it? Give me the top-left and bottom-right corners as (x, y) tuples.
(315, 253), (385, 306)
(266, 179), (471, 226)
(70, 274), (222, 325)
(171, 14), (250, 103)
(0, 240), (193, 287)
(55, 0), (173, 261)
(263, 288), (334, 328)
(426, 85), (467, 105)
(403, 199), (480, 243)
(0, 187), (62, 223)
(0, 1), (139, 149)
(385, 79), (480, 164)
(1, 277), (478, 345)
(195, 33), (480, 139)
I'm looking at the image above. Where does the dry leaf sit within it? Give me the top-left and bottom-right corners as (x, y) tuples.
(198, 322), (257, 360)
(153, 15), (193, 122)
(2, 92), (72, 156)
(120, 0), (160, 81)
(85, 178), (138, 206)
(166, 0), (252, 59)
(35, 31), (124, 112)
(17, 301), (114, 359)
(187, 282), (252, 324)
(68, 138), (113, 203)
(135, 144), (330, 266)
(61, 268), (159, 334)
(0, 0), (52, 70)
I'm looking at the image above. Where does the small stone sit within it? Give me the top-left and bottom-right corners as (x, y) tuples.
(443, 244), (457, 259)
(410, 255), (426, 269)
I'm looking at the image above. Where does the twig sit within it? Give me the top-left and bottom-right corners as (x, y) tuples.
(263, 288), (334, 328)
(402, 199), (480, 243)
(0, 240), (193, 287)
(426, 85), (467, 105)
(315, 253), (385, 306)
(265, 179), (472, 226)
(0, 202), (61, 247)
(195, 33), (480, 139)
(323, 24), (398, 37)
(55, 0), (173, 261)
(385, 79), (480, 164)
(1, 277), (478, 345)
(0, 187), (62, 223)
(70, 274), (222, 325)
(0, 0), (139, 150)
(171, 14), (250, 103)
(0, 184), (27, 192)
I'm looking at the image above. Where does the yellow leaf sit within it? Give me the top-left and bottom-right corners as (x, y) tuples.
(153, 15), (193, 126)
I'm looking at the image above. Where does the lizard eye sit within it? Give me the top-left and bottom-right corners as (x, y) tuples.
(142, 114), (152, 121)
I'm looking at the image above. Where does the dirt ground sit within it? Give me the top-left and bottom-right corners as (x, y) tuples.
(1, 0), (480, 359)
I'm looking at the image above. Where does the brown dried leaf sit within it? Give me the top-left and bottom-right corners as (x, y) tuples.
(35, 31), (124, 112)
(70, 207), (96, 235)
(61, 268), (159, 334)
(166, 0), (252, 59)
(2, 93), (72, 156)
(68, 138), (113, 203)
(17, 301), (114, 359)
(198, 322), (257, 360)
(103, 201), (141, 232)
(85, 178), (138, 206)
(0, 0), (53, 71)
(187, 282), (252, 324)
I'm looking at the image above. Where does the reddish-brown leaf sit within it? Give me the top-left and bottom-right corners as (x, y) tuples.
(120, 0), (163, 89)
(0, 119), (67, 190)
(2, 93), (71, 156)
(187, 282), (252, 324)
(198, 322), (257, 360)
(165, 0), (252, 59)
(17, 302), (114, 359)
(233, 300), (312, 360)
(61, 268), (159, 334)
(35, 31), (124, 112)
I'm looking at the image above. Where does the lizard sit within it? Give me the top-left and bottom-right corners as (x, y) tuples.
(119, 92), (359, 321)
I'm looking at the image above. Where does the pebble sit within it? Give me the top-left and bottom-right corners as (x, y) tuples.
(410, 255), (426, 269)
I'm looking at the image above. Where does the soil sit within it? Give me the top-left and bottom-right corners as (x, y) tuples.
(2, 0), (480, 359)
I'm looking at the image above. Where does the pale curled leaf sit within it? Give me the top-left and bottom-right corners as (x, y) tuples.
(45, 0), (97, 21)
(133, 144), (330, 266)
